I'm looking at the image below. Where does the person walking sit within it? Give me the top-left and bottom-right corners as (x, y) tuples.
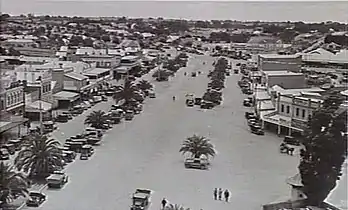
(161, 198), (167, 209)
(213, 188), (218, 200)
(218, 188), (223, 200)
(224, 189), (230, 202)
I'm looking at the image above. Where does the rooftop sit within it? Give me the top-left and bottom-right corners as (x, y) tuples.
(259, 54), (301, 59)
(264, 71), (303, 76)
(64, 72), (88, 81)
(84, 68), (110, 76)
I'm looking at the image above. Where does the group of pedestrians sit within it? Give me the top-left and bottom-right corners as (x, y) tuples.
(214, 188), (230, 202)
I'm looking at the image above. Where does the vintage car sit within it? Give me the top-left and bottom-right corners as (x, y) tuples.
(200, 101), (214, 109)
(284, 136), (301, 146)
(243, 99), (252, 107)
(184, 158), (209, 170)
(125, 110), (135, 121)
(234, 69), (239, 74)
(26, 192), (46, 207)
(250, 125), (265, 135)
(131, 188), (151, 210)
(148, 91), (156, 98)
(55, 114), (69, 123)
(46, 171), (68, 188)
(191, 72), (197, 77)
(194, 97), (202, 105)
(186, 99), (194, 107)
(245, 112), (256, 120)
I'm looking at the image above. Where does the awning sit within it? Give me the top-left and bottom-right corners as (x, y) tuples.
(53, 91), (80, 101)
(25, 100), (52, 112)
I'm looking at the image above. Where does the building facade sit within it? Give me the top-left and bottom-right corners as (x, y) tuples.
(258, 54), (302, 72)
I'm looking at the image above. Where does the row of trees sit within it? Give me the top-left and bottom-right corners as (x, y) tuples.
(84, 79), (155, 129)
(202, 57), (228, 106)
(152, 53), (189, 81)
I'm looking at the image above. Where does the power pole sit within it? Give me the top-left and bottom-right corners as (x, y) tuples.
(39, 81), (43, 135)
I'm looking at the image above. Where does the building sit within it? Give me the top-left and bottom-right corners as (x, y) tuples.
(258, 54), (302, 72)
(260, 85), (325, 136)
(0, 76), (27, 143)
(261, 71), (306, 89)
(301, 48), (348, 68)
(113, 55), (141, 79)
(2, 39), (38, 48)
(73, 47), (121, 69)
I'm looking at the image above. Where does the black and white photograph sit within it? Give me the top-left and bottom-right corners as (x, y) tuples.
(0, 0), (347, 210)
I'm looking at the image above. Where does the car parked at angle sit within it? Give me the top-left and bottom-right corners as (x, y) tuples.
(131, 188), (152, 210)
(46, 171), (68, 188)
(55, 114), (69, 123)
(0, 148), (10, 160)
(125, 110), (135, 121)
(80, 145), (94, 160)
(250, 124), (265, 135)
(26, 192), (46, 207)
(184, 157), (209, 170)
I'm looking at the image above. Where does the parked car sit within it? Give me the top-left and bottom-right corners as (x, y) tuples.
(70, 105), (84, 115)
(7, 139), (22, 151)
(250, 125), (264, 135)
(284, 136), (301, 146)
(186, 99), (194, 107)
(184, 158), (209, 170)
(61, 112), (73, 120)
(234, 69), (239, 74)
(46, 171), (68, 188)
(148, 91), (156, 98)
(125, 110), (134, 121)
(54, 114), (67, 123)
(26, 192), (46, 207)
(243, 99), (252, 107)
(2, 144), (15, 155)
(191, 72), (197, 77)
(0, 148), (10, 160)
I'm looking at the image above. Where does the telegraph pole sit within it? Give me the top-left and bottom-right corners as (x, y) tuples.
(39, 80), (43, 135)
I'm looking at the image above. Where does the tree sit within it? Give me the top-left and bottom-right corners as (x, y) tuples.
(137, 80), (153, 93)
(299, 91), (347, 205)
(15, 134), (63, 178)
(0, 163), (28, 207)
(179, 134), (216, 158)
(85, 110), (109, 129)
(112, 80), (138, 105)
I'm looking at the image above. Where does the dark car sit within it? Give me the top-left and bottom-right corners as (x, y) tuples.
(284, 136), (301, 146)
(194, 98), (202, 105)
(26, 192), (46, 207)
(250, 125), (265, 135)
(245, 112), (256, 119)
(55, 114), (69, 123)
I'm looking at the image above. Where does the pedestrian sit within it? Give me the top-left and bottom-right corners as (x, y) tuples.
(224, 189), (230, 202)
(213, 188), (218, 200)
(161, 198), (167, 209)
(218, 188), (223, 200)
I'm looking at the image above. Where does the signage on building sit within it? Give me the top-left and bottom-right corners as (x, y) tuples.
(293, 98), (309, 107)
(291, 119), (307, 130)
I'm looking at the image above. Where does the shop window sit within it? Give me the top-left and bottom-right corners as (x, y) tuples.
(296, 108), (299, 116)
(0, 100), (4, 110)
(302, 109), (306, 118)
(7, 96), (11, 106)
(281, 104), (284, 112)
(286, 105), (290, 114)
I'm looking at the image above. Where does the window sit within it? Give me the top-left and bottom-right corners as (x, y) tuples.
(302, 109), (306, 118)
(296, 108), (299, 116)
(7, 96), (10, 106)
(0, 100), (4, 110)
(286, 106), (290, 114)
(281, 104), (284, 112)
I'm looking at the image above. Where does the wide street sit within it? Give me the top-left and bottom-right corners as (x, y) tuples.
(25, 54), (300, 210)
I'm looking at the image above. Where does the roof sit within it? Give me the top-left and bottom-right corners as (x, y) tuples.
(259, 54), (301, 59)
(5, 39), (35, 43)
(119, 40), (140, 48)
(264, 71), (303, 76)
(53, 91), (79, 100)
(121, 55), (139, 61)
(64, 72), (88, 81)
(271, 85), (325, 95)
(26, 100), (52, 112)
(302, 48), (348, 64)
(83, 68), (110, 76)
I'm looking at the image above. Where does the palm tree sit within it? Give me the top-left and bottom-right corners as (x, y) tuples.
(0, 162), (28, 207)
(179, 134), (216, 158)
(15, 134), (63, 178)
(113, 80), (138, 105)
(137, 80), (153, 93)
(85, 110), (108, 129)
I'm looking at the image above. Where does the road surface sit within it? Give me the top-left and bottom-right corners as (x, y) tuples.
(25, 54), (302, 210)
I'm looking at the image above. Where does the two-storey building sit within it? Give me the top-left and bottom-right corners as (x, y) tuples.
(258, 54), (302, 72)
